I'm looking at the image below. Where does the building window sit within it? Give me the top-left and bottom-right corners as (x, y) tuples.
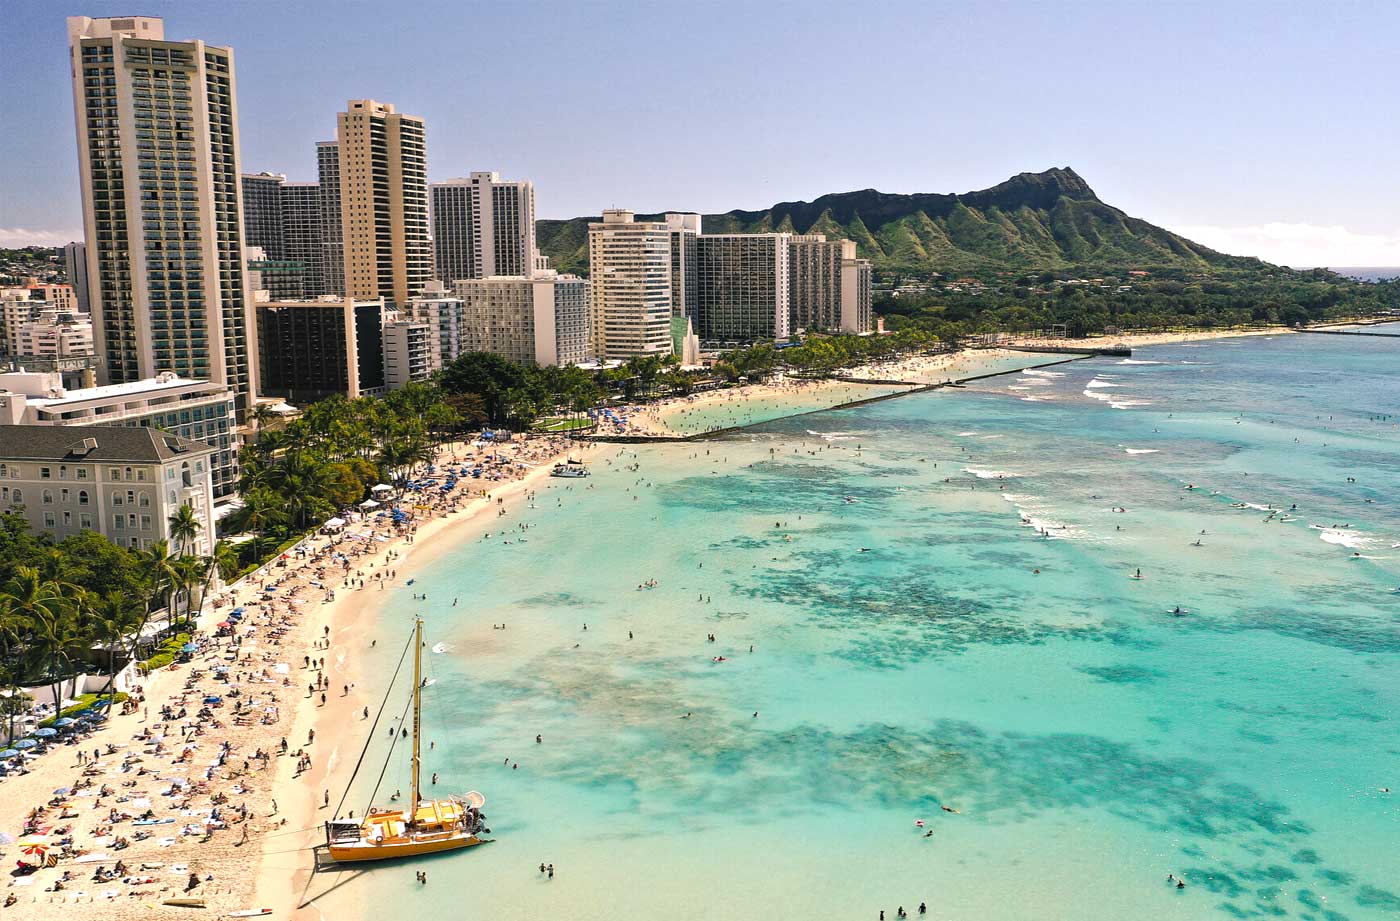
(128, 513), (137, 529)
(10, 489), (20, 503)
(43, 512), (56, 528)
(113, 515), (123, 530)
(79, 490), (89, 505)
(112, 493), (123, 506)
(139, 492), (150, 508)
(136, 469), (146, 481)
(76, 467), (88, 479)
(42, 489), (53, 505)
(110, 467), (121, 480)
(140, 515), (152, 530)
(59, 465), (68, 479)
(80, 513), (93, 529)
(63, 511), (72, 526)
(41, 467), (51, 479)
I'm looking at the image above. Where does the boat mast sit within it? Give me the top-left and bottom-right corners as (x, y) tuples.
(409, 617), (423, 825)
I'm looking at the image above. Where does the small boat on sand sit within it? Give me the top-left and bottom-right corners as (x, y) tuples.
(551, 463), (589, 478)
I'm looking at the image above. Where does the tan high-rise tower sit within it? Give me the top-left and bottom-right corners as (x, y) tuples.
(67, 15), (257, 419)
(336, 100), (430, 308)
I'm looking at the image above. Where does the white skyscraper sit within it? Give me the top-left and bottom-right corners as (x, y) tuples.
(430, 172), (539, 284)
(67, 16), (257, 418)
(587, 210), (674, 360)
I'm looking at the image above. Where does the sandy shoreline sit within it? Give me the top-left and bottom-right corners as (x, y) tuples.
(258, 439), (595, 920)
(0, 436), (588, 921)
(607, 327), (1295, 438)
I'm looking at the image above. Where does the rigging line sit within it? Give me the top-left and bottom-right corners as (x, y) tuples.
(361, 685), (415, 817)
(330, 627), (413, 819)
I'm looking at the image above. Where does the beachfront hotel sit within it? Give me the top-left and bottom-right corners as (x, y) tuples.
(0, 369), (240, 498)
(790, 235), (873, 334)
(431, 172), (543, 284)
(0, 424), (216, 555)
(452, 272), (593, 366)
(587, 210), (675, 359)
(254, 296), (388, 402)
(336, 100), (431, 309)
(693, 233), (793, 345)
(66, 16), (257, 420)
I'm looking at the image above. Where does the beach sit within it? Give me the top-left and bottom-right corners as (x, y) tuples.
(0, 435), (590, 919)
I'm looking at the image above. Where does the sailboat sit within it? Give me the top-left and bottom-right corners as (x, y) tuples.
(324, 618), (489, 862)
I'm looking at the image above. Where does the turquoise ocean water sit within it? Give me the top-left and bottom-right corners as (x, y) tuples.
(321, 329), (1398, 920)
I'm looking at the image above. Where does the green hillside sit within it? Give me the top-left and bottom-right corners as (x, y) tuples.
(536, 168), (1263, 276)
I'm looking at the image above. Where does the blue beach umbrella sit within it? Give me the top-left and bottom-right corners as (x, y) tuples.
(13, 739), (38, 750)
(52, 717), (77, 728)
(91, 699), (112, 709)
(0, 749), (19, 759)
(181, 643), (198, 653)
(32, 727), (58, 738)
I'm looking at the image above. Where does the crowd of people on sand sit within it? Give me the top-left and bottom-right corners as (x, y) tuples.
(0, 433), (575, 916)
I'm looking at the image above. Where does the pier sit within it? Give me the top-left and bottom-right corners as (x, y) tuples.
(1002, 344), (1134, 356)
(1297, 328), (1400, 339)
(583, 354), (1092, 443)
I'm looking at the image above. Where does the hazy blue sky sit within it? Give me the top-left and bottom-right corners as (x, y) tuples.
(3, 0), (1398, 266)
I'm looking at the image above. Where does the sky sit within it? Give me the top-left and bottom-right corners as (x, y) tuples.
(2, 0), (1399, 268)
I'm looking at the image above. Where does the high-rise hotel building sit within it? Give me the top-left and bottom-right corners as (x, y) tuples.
(67, 16), (256, 418)
(587, 210), (675, 360)
(316, 141), (345, 296)
(239, 172), (324, 299)
(430, 172), (539, 284)
(336, 100), (430, 309)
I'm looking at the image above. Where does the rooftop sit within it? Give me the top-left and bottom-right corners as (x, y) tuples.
(0, 424), (215, 463)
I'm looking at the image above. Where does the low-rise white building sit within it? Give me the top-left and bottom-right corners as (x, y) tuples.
(0, 370), (241, 499)
(16, 306), (94, 359)
(0, 424), (216, 555)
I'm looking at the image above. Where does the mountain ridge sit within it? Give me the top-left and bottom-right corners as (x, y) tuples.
(536, 167), (1264, 276)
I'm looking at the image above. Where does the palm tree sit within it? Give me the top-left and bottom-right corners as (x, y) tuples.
(197, 540), (241, 616)
(171, 554), (205, 627)
(167, 503), (202, 558)
(31, 597), (84, 720)
(82, 590), (141, 714)
(137, 540), (180, 637)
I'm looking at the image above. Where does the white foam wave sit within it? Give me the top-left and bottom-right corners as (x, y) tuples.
(1085, 378), (1121, 389)
(431, 642), (453, 654)
(1001, 493), (1085, 540)
(1083, 388), (1114, 402)
(1022, 369), (1066, 378)
(955, 431), (979, 437)
(964, 467), (1019, 480)
(1123, 448), (1159, 455)
(1109, 400), (1152, 410)
(1314, 527), (1377, 550)
(1118, 359), (1162, 365)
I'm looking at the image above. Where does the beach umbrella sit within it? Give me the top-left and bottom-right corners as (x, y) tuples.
(0, 749), (19, 759)
(52, 717), (77, 728)
(53, 787), (71, 795)
(13, 739), (38, 749)
(181, 643), (198, 653)
(32, 727), (58, 738)
(17, 835), (50, 862)
(91, 699), (112, 709)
